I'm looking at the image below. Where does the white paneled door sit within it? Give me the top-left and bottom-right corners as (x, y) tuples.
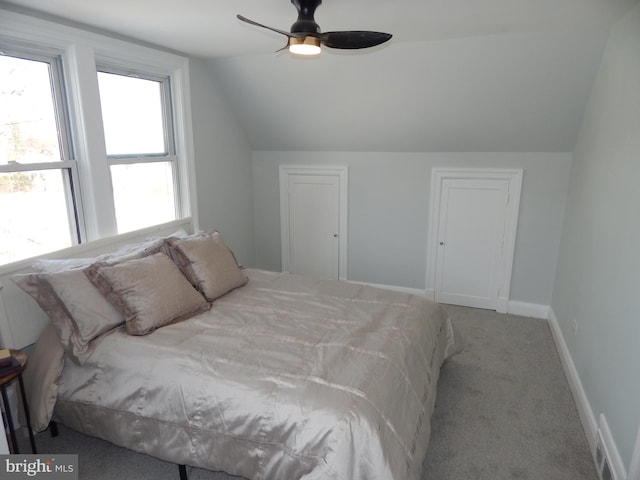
(427, 168), (522, 312)
(280, 166), (348, 280)
(436, 178), (509, 309)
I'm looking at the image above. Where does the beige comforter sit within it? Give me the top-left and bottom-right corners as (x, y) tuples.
(54, 269), (460, 480)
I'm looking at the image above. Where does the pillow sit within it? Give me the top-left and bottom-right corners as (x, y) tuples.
(12, 270), (124, 365)
(163, 231), (248, 302)
(32, 257), (95, 273)
(46, 269), (125, 354)
(31, 228), (188, 274)
(12, 237), (172, 364)
(19, 324), (65, 432)
(85, 252), (210, 336)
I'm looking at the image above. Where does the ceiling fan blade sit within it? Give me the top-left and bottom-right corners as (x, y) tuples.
(320, 31), (392, 50)
(237, 14), (305, 39)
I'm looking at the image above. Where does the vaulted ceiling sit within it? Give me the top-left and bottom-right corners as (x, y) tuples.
(4, 0), (639, 152)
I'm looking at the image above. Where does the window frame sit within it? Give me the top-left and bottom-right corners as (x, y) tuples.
(96, 66), (182, 227)
(97, 66), (177, 160)
(0, 47), (75, 164)
(0, 8), (197, 269)
(0, 48), (83, 250)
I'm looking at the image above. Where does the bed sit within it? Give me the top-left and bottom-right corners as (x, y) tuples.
(8, 228), (461, 480)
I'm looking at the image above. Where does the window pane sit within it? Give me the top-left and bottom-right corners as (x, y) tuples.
(0, 55), (63, 164)
(111, 162), (176, 233)
(98, 72), (166, 156)
(0, 170), (74, 264)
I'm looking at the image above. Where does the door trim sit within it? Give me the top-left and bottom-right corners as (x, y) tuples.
(425, 167), (522, 313)
(279, 165), (348, 281)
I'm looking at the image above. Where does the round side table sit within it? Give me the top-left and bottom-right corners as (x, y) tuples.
(0, 349), (37, 454)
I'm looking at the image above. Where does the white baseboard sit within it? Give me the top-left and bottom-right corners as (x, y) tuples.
(420, 291), (550, 319)
(496, 296), (509, 314)
(628, 426), (640, 480)
(362, 288), (552, 317)
(547, 308), (598, 451)
(507, 300), (550, 319)
(547, 308), (628, 479)
(421, 292), (550, 319)
(347, 280), (427, 297)
(597, 414), (627, 480)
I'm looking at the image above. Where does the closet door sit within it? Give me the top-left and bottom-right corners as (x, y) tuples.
(435, 177), (510, 309)
(280, 166), (348, 280)
(427, 168), (522, 312)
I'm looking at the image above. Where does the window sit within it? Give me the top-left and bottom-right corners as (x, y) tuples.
(97, 70), (178, 234)
(0, 11), (194, 268)
(0, 52), (79, 265)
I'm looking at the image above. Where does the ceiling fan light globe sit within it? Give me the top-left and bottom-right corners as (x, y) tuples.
(289, 36), (321, 56)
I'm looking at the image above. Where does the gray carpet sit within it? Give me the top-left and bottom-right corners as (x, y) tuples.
(17, 305), (598, 479)
(421, 305), (597, 480)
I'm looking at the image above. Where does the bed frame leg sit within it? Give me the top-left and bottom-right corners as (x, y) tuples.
(49, 421), (58, 438)
(178, 464), (188, 480)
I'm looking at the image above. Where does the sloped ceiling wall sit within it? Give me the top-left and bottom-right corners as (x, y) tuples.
(209, 29), (608, 153)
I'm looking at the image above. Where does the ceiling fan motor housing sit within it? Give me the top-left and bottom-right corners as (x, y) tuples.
(290, 0), (322, 34)
(237, 0), (391, 52)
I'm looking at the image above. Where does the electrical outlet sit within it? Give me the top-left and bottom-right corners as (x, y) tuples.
(571, 317), (578, 336)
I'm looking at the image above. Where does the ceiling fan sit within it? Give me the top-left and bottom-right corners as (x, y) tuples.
(237, 0), (392, 56)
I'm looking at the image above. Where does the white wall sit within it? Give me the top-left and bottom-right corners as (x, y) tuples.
(253, 151), (571, 306)
(188, 59), (255, 266)
(551, 2), (640, 472)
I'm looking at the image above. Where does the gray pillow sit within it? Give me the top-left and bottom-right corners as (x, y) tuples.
(85, 252), (210, 335)
(19, 324), (65, 432)
(12, 270), (122, 365)
(163, 231), (248, 302)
